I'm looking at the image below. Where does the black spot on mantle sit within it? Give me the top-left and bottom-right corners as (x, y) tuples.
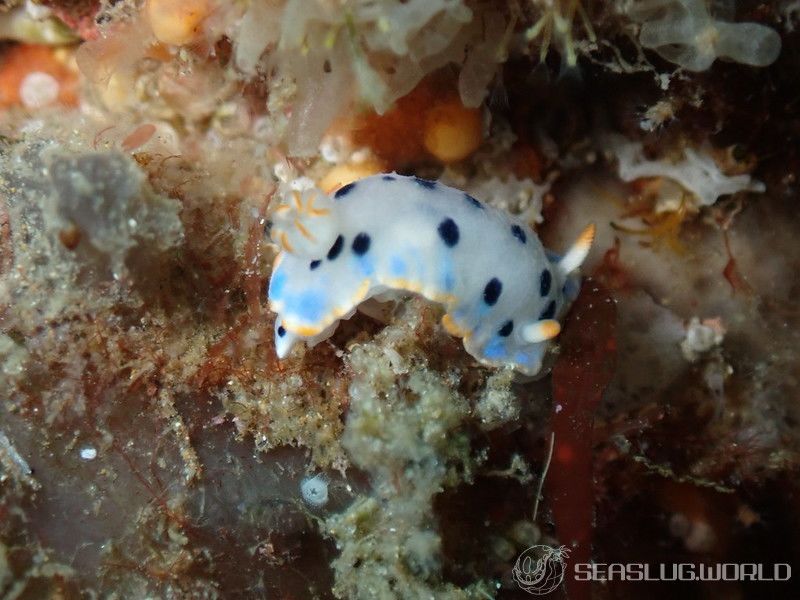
(464, 193), (483, 209)
(414, 177), (437, 189)
(511, 224), (527, 244)
(334, 182), (356, 199)
(352, 233), (371, 255)
(483, 278), (502, 306)
(327, 235), (344, 260)
(437, 218), (460, 248)
(540, 300), (556, 320)
(540, 269), (552, 297)
(498, 320), (514, 337)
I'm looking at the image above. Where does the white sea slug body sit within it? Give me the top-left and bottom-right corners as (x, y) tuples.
(268, 174), (594, 376)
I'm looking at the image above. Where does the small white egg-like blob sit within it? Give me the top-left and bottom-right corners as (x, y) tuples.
(300, 473), (329, 508)
(79, 446), (97, 461)
(20, 71), (60, 108)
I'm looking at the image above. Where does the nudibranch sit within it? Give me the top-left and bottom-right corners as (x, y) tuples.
(267, 174), (594, 376)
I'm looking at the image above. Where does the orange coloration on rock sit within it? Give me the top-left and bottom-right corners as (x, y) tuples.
(721, 230), (751, 294)
(146, 0), (211, 46)
(511, 143), (545, 181)
(352, 76), (483, 167)
(352, 88), (430, 166)
(121, 124), (158, 152)
(318, 158), (387, 194)
(422, 99), (482, 163)
(592, 237), (632, 292)
(658, 481), (733, 555)
(0, 45), (78, 109)
(613, 181), (691, 253)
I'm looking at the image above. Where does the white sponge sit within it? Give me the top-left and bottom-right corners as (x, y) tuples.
(629, 0), (781, 71)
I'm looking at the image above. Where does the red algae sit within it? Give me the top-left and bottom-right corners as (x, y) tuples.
(549, 280), (617, 600)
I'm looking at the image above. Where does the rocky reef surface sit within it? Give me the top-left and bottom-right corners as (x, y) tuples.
(0, 1), (799, 598)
